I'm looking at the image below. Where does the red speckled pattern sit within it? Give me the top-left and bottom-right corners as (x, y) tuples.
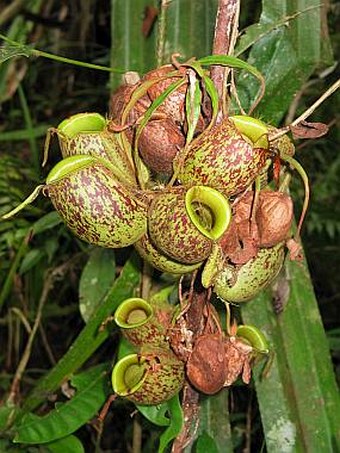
(214, 243), (285, 303)
(47, 163), (147, 247)
(126, 349), (185, 405)
(134, 233), (202, 274)
(179, 119), (267, 196)
(148, 192), (212, 264)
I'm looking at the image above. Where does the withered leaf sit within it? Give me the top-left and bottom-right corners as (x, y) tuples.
(290, 121), (329, 139)
(286, 238), (304, 261)
(186, 333), (226, 395)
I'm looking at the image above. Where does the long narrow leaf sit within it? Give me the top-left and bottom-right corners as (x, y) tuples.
(22, 253), (141, 413)
(110, 0), (158, 89)
(14, 364), (109, 444)
(185, 73), (202, 145)
(239, 2), (339, 450)
(0, 125), (49, 141)
(135, 77), (187, 145)
(194, 432), (219, 453)
(242, 256), (340, 451)
(157, 0), (218, 63)
(0, 43), (31, 63)
(197, 55), (265, 112)
(193, 390), (233, 453)
(235, 6), (320, 57)
(79, 248), (116, 323)
(181, 60), (219, 134)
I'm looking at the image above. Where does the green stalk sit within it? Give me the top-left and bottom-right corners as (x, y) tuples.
(0, 33), (126, 73)
(33, 48), (125, 73)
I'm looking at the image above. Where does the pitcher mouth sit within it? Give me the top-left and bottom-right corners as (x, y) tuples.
(185, 185), (232, 240)
(112, 354), (147, 396)
(114, 298), (153, 329)
(58, 112), (106, 138)
(230, 115), (269, 149)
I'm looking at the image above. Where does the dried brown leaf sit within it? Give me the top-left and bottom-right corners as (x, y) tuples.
(290, 120), (329, 139)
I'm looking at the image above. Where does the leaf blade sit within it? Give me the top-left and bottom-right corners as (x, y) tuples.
(242, 255), (340, 451)
(0, 44), (32, 63)
(158, 394), (184, 453)
(79, 248), (116, 323)
(235, 0), (333, 123)
(14, 364), (109, 444)
(45, 435), (85, 453)
(22, 253), (141, 413)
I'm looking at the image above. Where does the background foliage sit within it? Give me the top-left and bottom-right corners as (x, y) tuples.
(0, 0), (339, 451)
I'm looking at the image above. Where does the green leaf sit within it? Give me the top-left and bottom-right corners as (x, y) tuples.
(137, 403), (170, 427)
(241, 255), (340, 452)
(17, 83), (40, 175)
(1, 185), (44, 220)
(117, 336), (137, 360)
(0, 404), (18, 431)
(327, 328), (340, 352)
(45, 435), (84, 453)
(238, 4), (338, 447)
(236, 0), (334, 123)
(157, 0), (218, 63)
(149, 284), (176, 306)
(14, 363), (109, 444)
(22, 253), (141, 413)
(235, 7), (319, 57)
(135, 77), (187, 145)
(191, 391), (233, 453)
(110, 0), (158, 89)
(198, 55), (265, 85)
(19, 248), (44, 274)
(201, 74), (219, 127)
(158, 394), (184, 453)
(185, 73), (202, 144)
(0, 231), (30, 310)
(0, 43), (32, 64)
(0, 125), (49, 141)
(194, 431), (219, 453)
(32, 212), (63, 236)
(79, 248), (116, 322)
